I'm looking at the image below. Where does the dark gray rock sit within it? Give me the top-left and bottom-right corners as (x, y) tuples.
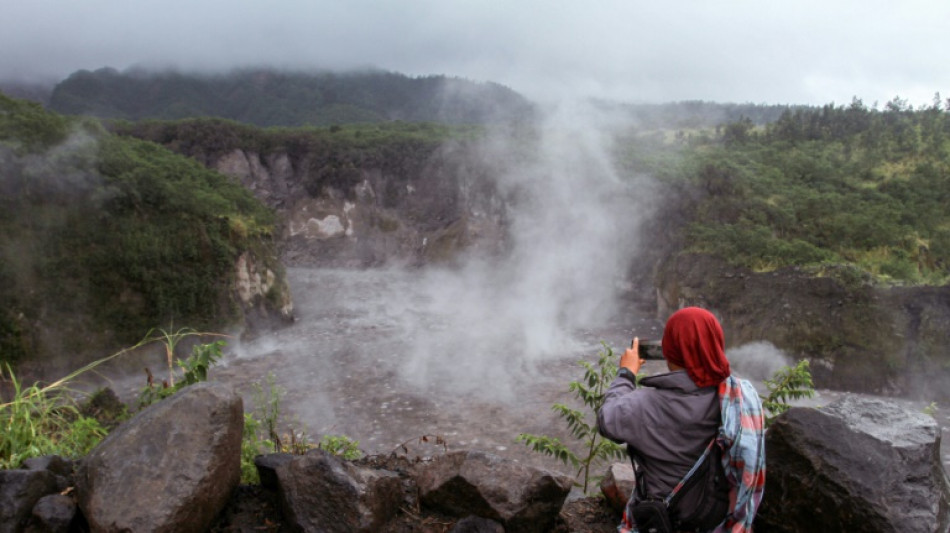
(275, 448), (403, 533)
(450, 515), (505, 533)
(412, 450), (574, 533)
(756, 396), (950, 533)
(75, 382), (244, 533)
(21, 456), (73, 493)
(0, 469), (56, 533)
(27, 493), (76, 533)
(254, 452), (293, 491)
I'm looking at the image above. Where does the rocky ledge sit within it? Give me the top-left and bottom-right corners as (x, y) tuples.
(2, 383), (947, 532)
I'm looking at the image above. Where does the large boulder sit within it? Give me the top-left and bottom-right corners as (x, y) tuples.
(273, 448), (403, 533)
(756, 396), (950, 532)
(75, 382), (243, 533)
(412, 450), (574, 533)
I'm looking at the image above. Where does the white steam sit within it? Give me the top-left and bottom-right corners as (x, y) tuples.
(392, 101), (656, 398)
(727, 341), (791, 382)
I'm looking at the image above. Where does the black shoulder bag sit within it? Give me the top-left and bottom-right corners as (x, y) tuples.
(630, 438), (728, 533)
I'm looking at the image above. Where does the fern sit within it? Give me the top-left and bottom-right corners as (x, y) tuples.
(763, 359), (815, 426)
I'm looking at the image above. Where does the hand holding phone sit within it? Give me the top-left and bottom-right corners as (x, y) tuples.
(620, 337), (645, 375)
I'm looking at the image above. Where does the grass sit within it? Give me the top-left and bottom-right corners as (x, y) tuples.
(0, 340), (143, 469)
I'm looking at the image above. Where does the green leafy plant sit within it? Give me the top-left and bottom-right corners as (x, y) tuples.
(517, 342), (626, 493)
(240, 412), (265, 484)
(922, 402), (938, 417)
(137, 331), (226, 409)
(250, 372), (284, 452)
(318, 435), (362, 460)
(240, 371), (330, 483)
(763, 359), (815, 426)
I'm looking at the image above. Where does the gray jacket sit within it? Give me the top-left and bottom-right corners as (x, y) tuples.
(597, 370), (720, 498)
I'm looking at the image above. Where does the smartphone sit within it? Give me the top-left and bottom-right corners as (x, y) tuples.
(636, 340), (664, 360)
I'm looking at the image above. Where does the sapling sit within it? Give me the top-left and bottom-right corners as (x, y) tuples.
(762, 359), (815, 426)
(517, 342), (626, 493)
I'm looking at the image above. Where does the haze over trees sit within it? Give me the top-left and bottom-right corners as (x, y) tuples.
(47, 67), (537, 127)
(0, 93), (281, 371)
(2, 66), (949, 374)
(619, 95), (950, 286)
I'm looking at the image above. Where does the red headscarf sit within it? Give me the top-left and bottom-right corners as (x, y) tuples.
(661, 307), (731, 387)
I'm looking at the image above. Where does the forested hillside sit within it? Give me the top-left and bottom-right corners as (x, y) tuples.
(0, 93), (287, 373)
(47, 67), (535, 127)
(621, 96), (950, 287)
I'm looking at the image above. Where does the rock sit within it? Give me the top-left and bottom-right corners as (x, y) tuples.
(0, 469), (56, 533)
(28, 493), (76, 533)
(75, 382), (243, 533)
(755, 396), (950, 533)
(600, 462), (635, 513)
(412, 450), (574, 533)
(450, 515), (506, 533)
(254, 453), (293, 491)
(21, 456), (73, 493)
(274, 448), (403, 533)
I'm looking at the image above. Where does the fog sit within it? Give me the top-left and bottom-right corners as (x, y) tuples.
(3, 1), (949, 106)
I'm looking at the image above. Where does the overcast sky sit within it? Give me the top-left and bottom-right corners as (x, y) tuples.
(3, 0), (948, 107)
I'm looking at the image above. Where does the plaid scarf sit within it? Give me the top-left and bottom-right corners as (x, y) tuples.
(617, 376), (765, 533)
(711, 376), (766, 533)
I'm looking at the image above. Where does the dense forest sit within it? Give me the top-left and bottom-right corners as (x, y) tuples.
(37, 66), (806, 131)
(47, 67), (536, 127)
(619, 95), (950, 287)
(0, 93), (282, 371)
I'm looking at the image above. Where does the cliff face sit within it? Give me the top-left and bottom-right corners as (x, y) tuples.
(202, 142), (509, 268)
(655, 252), (950, 401)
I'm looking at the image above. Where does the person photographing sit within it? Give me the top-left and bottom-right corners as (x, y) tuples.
(597, 307), (766, 533)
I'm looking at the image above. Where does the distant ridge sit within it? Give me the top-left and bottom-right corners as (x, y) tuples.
(47, 67), (537, 127)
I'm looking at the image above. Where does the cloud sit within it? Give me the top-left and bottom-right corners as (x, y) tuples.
(2, 0), (948, 105)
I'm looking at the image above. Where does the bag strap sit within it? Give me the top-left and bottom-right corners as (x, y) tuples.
(663, 437), (717, 507)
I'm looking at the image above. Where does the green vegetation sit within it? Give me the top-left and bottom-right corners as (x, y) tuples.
(137, 331), (227, 409)
(0, 92), (282, 368)
(317, 435), (362, 461)
(0, 365), (107, 469)
(762, 360), (816, 426)
(241, 371), (364, 483)
(113, 117), (491, 207)
(517, 343), (626, 493)
(49, 67), (535, 127)
(0, 335), (150, 469)
(619, 96), (950, 286)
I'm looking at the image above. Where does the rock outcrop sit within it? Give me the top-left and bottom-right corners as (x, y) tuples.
(213, 143), (508, 268)
(755, 396), (950, 532)
(234, 251), (294, 337)
(273, 449), (403, 533)
(412, 450), (574, 533)
(75, 382), (243, 533)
